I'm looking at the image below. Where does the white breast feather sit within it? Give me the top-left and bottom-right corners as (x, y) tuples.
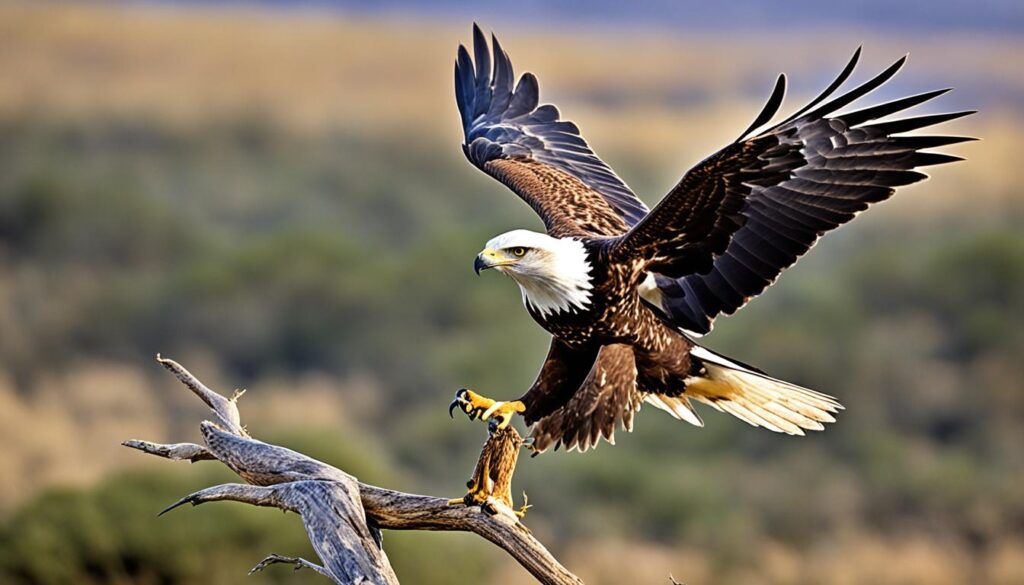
(512, 237), (594, 318)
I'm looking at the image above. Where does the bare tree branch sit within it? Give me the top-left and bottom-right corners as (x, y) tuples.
(250, 554), (332, 578)
(120, 439), (215, 462)
(124, 355), (583, 585)
(359, 485), (580, 585)
(155, 354), (246, 436)
(159, 480), (397, 584)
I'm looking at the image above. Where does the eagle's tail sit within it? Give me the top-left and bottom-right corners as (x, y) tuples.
(682, 345), (844, 435)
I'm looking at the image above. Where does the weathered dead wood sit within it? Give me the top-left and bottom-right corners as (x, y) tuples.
(121, 439), (216, 462)
(124, 355), (583, 585)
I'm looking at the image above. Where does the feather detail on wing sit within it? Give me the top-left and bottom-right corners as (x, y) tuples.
(644, 394), (704, 428)
(456, 25), (649, 237)
(610, 49), (974, 332)
(528, 344), (642, 454)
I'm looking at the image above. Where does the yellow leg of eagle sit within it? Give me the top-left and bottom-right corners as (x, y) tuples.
(447, 426), (529, 520)
(447, 453), (491, 507)
(448, 388), (525, 432)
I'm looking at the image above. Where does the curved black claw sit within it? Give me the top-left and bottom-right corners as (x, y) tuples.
(448, 389), (466, 418)
(449, 388), (486, 421)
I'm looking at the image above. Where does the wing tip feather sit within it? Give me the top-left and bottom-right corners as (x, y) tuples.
(737, 72), (788, 142)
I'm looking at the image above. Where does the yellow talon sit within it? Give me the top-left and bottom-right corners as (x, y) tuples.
(481, 400), (525, 431)
(448, 388), (495, 420)
(448, 389), (524, 432)
(448, 454), (493, 509)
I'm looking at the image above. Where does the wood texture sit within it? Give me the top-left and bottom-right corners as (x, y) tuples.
(124, 355), (582, 585)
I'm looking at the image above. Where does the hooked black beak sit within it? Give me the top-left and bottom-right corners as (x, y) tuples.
(473, 255), (488, 275)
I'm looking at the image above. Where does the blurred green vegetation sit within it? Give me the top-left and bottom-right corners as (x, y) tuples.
(1, 4), (1022, 584)
(2, 109), (1021, 583)
(0, 458), (499, 585)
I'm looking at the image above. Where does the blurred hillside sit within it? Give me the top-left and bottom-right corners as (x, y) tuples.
(214, 0), (1024, 34)
(0, 2), (1022, 584)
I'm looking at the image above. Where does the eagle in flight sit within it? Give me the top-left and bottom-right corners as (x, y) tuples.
(449, 25), (973, 454)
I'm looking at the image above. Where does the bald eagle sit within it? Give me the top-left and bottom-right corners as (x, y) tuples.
(449, 26), (973, 453)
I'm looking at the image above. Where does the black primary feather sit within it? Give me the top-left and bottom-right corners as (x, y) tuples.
(776, 47), (862, 126)
(647, 52), (975, 334)
(737, 73), (787, 141)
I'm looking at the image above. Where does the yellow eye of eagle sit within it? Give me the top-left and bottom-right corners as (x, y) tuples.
(512, 247), (527, 257)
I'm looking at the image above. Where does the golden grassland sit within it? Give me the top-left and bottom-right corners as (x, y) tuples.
(4, 2), (1021, 123)
(0, 1), (1018, 228)
(504, 535), (1024, 585)
(0, 0), (1018, 219)
(0, 355), (382, 511)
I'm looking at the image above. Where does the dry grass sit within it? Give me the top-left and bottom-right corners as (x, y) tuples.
(485, 534), (1024, 585)
(0, 2), (1015, 217)
(0, 1), (1015, 222)
(0, 2), (459, 134)
(0, 362), (167, 511)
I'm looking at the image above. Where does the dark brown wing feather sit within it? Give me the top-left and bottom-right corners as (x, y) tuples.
(610, 50), (974, 331)
(611, 132), (796, 277)
(517, 339), (601, 426)
(606, 73), (795, 277)
(528, 344), (641, 453)
(456, 25), (648, 237)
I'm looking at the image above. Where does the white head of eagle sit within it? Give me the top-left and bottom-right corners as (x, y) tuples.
(475, 229), (594, 318)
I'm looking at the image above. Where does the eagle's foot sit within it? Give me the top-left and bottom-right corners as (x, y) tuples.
(482, 399), (525, 432)
(447, 472), (493, 509)
(448, 388), (494, 421)
(448, 389), (524, 432)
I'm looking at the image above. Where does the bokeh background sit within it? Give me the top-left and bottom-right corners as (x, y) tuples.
(0, 1), (1021, 583)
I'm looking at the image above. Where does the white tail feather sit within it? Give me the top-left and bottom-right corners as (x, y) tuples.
(685, 346), (843, 435)
(644, 394), (704, 427)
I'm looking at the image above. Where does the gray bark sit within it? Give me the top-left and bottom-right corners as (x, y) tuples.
(124, 355), (582, 585)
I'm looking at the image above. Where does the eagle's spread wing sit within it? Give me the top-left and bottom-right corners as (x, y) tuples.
(456, 25), (649, 237)
(612, 49), (974, 332)
(528, 344), (641, 453)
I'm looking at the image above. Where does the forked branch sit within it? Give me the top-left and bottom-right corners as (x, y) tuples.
(123, 356), (582, 585)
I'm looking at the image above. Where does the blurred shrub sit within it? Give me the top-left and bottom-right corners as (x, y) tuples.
(0, 450), (499, 585)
